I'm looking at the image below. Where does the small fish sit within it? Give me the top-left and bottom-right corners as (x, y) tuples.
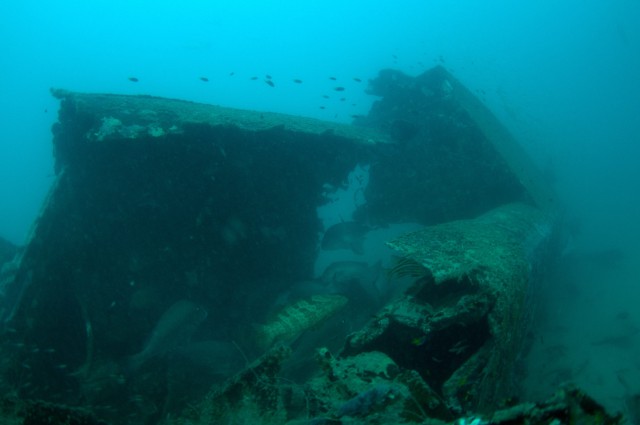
(199, 77), (209, 82)
(329, 76), (337, 80)
(250, 76), (259, 80)
(411, 336), (428, 346)
(338, 385), (392, 418)
(617, 311), (630, 320)
(448, 340), (469, 355)
(293, 79), (303, 84)
(127, 300), (208, 372)
(128, 77), (139, 82)
(254, 294), (347, 348)
(320, 260), (382, 301)
(319, 106), (326, 109)
(322, 95), (330, 99)
(591, 327), (640, 348)
(265, 79), (275, 87)
(334, 87), (345, 91)
(321, 221), (369, 255)
(340, 98), (346, 102)
(265, 74), (272, 80)
(229, 72), (235, 76)
(353, 77), (362, 82)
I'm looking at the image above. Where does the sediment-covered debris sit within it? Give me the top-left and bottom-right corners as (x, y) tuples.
(343, 203), (561, 413)
(0, 66), (570, 424)
(172, 345), (622, 425)
(182, 345), (293, 424)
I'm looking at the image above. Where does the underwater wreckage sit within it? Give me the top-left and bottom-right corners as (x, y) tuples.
(0, 66), (620, 424)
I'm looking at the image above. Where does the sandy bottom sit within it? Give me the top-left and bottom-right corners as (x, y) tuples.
(522, 245), (640, 417)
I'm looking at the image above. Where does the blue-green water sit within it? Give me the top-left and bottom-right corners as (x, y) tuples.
(2, 1), (639, 251)
(1, 1), (640, 423)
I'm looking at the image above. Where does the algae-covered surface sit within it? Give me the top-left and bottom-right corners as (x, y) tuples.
(359, 203), (560, 413)
(0, 68), (569, 424)
(51, 88), (390, 145)
(387, 203), (552, 284)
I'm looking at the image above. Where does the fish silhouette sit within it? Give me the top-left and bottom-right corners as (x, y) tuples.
(126, 299), (207, 372)
(320, 260), (382, 302)
(321, 222), (370, 255)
